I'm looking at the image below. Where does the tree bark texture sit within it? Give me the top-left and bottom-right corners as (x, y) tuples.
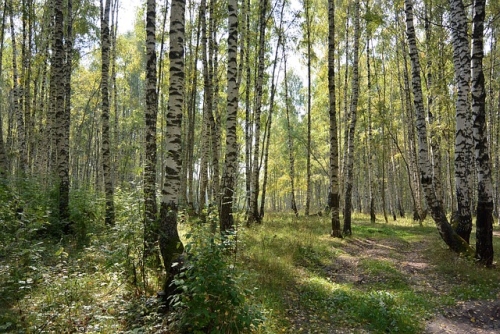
(343, 0), (360, 236)
(450, 0), (473, 243)
(284, 51), (298, 218)
(144, 0), (159, 256)
(328, 0), (341, 238)
(160, 0), (186, 299)
(405, 0), (471, 254)
(220, 0), (239, 232)
(101, 0), (115, 226)
(471, 0), (493, 266)
(247, 0), (267, 226)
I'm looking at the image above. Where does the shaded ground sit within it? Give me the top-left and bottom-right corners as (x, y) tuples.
(322, 235), (500, 333)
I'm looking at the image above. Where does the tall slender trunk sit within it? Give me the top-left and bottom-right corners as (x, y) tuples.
(244, 0), (252, 215)
(304, 0), (312, 216)
(247, 0), (267, 226)
(284, 52), (298, 217)
(144, 0), (159, 256)
(159, 0), (186, 301)
(328, 0), (341, 237)
(471, 0), (493, 266)
(101, 0), (115, 226)
(208, 0), (220, 210)
(425, 1), (444, 206)
(260, 0), (284, 219)
(366, 31), (375, 224)
(405, 0), (470, 253)
(0, 0), (9, 177)
(343, 0), (360, 236)
(450, 0), (473, 243)
(60, 0), (72, 231)
(9, 0), (28, 174)
(186, 5), (201, 210)
(220, 0), (239, 232)
(198, 0), (212, 214)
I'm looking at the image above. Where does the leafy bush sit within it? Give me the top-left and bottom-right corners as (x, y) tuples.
(169, 221), (264, 333)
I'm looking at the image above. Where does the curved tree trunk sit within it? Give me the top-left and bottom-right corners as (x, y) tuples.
(405, 0), (471, 254)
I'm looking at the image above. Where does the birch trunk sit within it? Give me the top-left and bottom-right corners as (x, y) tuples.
(220, 0), (239, 232)
(328, 0), (341, 237)
(284, 53), (298, 217)
(405, 0), (471, 253)
(0, 1), (9, 177)
(247, 0), (267, 226)
(9, 0), (28, 174)
(343, 0), (360, 236)
(144, 0), (159, 256)
(159, 0), (186, 300)
(198, 0), (210, 213)
(101, 0), (115, 226)
(60, 0), (72, 231)
(450, 0), (473, 243)
(471, 0), (493, 266)
(304, 0), (312, 216)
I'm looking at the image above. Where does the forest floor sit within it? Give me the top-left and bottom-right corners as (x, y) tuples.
(239, 213), (500, 334)
(329, 233), (500, 334)
(2, 208), (500, 333)
(423, 230), (500, 334)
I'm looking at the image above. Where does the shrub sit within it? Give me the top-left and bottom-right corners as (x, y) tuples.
(169, 221), (264, 333)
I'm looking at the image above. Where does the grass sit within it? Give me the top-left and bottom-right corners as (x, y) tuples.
(1, 193), (500, 334)
(238, 212), (500, 333)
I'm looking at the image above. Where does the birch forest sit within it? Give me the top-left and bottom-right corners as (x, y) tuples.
(1, 0), (500, 333)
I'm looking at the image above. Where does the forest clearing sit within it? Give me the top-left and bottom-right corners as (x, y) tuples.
(1, 204), (499, 333)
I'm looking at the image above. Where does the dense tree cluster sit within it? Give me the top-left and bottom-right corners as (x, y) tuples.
(0, 0), (498, 301)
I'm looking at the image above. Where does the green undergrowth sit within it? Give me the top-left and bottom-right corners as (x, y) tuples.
(239, 212), (500, 333)
(0, 182), (163, 333)
(2, 179), (500, 334)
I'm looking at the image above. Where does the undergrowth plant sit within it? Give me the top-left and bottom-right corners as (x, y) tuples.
(169, 217), (265, 334)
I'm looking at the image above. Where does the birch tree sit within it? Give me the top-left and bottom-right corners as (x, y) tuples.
(404, 0), (470, 253)
(101, 0), (115, 226)
(0, 0), (9, 177)
(144, 0), (158, 256)
(60, 0), (72, 231)
(449, 0), (473, 243)
(471, 0), (493, 266)
(328, 0), (341, 238)
(159, 0), (186, 299)
(220, 0), (239, 232)
(247, 0), (267, 226)
(9, 0), (27, 174)
(283, 53), (298, 217)
(303, 0), (312, 216)
(343, 0), (360, 236)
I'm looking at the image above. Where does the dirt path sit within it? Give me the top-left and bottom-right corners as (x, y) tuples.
(326, 236), (500, 333)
